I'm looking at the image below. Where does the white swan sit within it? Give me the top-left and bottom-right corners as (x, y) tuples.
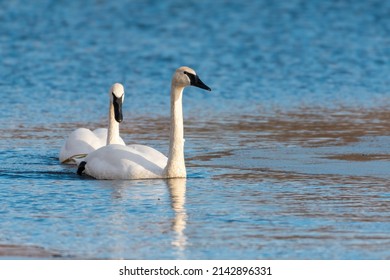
(77, 66), (211, 179)
(59, 83), (126, 164)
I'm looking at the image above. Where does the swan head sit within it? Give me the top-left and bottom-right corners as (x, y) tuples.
(172, 66), (211, 91)
(110, 83), (125, 123)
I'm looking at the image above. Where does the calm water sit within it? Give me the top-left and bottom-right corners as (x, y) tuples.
(0, 0), (389, 259)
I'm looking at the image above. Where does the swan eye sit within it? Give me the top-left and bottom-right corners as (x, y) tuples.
(184, 71), (193, 78)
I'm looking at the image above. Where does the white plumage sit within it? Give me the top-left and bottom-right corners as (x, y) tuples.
(77, 66), (211, 179)
(59, 83), (125, 164)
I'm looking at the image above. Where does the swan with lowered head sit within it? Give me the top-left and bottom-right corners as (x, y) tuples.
(59, 83), (126, 164)
(77, 66), (211, 179)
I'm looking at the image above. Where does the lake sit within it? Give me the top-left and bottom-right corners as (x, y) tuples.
(0, 0), (389, 259)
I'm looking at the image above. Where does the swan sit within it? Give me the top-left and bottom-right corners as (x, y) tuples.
(59, 83), (126, 164)
(77, 66), (211, 179)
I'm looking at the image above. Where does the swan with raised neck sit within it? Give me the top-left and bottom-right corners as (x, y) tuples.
(77, 66), (211, 179)
(164, 66), (211, 178)
(107, 82), (125, 145)
(59, 83), (125, 164)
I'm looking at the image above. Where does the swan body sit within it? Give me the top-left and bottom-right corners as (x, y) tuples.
(59, 83), (125, 164)
(77, 66), (211, 179)
(59, 128), (110, 163)
(78, 144), (168, 179)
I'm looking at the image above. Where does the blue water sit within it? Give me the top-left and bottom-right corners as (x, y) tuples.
(0, 0), (389, 259)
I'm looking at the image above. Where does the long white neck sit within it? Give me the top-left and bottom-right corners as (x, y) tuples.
(106, 101), (120, 145)
(164, 85), (186, 178)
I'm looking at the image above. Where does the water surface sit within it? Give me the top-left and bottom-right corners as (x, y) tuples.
(0, 0), (389, 259)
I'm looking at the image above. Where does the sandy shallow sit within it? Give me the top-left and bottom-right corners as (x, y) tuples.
(0, 244), (62, 259)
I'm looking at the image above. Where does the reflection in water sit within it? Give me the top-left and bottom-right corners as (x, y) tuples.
(105, 180), (131, 259)
(166, 178), (187, 256)
(89, 179), (188, 259)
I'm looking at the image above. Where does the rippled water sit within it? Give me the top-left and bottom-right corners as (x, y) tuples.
(0, 0), (389, 259)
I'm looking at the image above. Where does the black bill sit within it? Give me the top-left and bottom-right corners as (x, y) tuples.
(112, 93), (123, 123)
(185, 72), (211, 91)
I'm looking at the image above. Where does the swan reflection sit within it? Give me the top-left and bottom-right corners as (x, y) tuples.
(167, 178), (187, 254)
